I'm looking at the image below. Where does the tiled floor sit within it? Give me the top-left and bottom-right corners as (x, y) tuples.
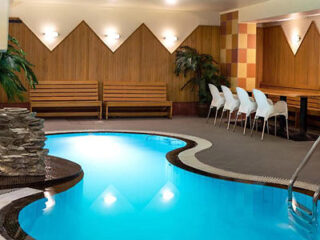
(44, 117), (320, 185)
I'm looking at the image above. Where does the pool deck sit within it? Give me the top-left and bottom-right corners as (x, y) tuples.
(43, 117), (320, 187)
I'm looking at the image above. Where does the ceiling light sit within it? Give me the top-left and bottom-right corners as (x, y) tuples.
(165, 0), (177, 5)
(105, 33), (120, 40)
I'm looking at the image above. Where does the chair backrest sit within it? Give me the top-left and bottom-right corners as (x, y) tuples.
(29, 81), (99, 102)
(103, 82), (168, 102)
(221, 85), (234, 103)
(236, 87), (251, 106)
(252, 89), (270, 110)
(208, 84), (222, 102)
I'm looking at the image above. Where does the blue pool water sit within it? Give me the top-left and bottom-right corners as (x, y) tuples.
(19, 133), (319, 240)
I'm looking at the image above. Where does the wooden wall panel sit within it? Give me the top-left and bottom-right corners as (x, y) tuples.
(1, 20), (220, 104)
(256, 27), (263, 87)
(259, 22), (320, 92)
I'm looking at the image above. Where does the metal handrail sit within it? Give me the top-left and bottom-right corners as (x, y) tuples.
(288, 136), (320, 204)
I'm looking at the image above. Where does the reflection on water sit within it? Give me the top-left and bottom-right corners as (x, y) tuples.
(18, 133), (320, 240)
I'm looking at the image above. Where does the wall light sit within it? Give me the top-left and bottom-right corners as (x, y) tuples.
(292, 34), (301, 44)
(163, 35), (178, 43)
(105, 32), (121, 40)
(43, 31), (59, 42)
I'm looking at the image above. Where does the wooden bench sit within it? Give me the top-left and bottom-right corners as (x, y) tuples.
(30, 81), (102, 119)
(268, 95), (320, 127)
(103, 82), (172, 119)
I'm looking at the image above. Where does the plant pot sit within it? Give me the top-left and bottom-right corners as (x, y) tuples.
(197, 103), (210, 118)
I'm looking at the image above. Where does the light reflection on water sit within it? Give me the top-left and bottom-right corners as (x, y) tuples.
(18, 133), (319, 240)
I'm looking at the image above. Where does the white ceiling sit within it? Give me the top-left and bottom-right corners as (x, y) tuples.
(12, 0), (269, 12)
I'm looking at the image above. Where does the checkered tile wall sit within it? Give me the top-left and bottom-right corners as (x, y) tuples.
(220, 11), (257, 91)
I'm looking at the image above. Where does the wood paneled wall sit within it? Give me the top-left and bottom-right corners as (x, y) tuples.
(0, 20), (220, 104)
(258, 22), (320, 91)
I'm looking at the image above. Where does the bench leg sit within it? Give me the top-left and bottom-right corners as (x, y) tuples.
(106, 105), (109, 120)
(169, 105), (173, 119)
(99, 105), (102, 120)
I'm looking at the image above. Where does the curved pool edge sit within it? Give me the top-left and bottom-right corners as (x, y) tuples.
(0, 130), (317, 240)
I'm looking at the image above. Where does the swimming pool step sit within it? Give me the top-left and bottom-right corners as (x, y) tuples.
(293, 201), (312, 216)
(293, 207), (313, 223)
(289, 209), (315, 234)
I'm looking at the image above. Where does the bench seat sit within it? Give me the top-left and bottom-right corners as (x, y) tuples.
(103, 82), (172, 119)
(30, 81), (102, 119)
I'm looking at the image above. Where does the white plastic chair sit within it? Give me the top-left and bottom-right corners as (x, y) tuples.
(233, 87), (257, 135)
(251, 89), (289, 140)
(207, 84), (225, 125)
(220, 85), (240, 130)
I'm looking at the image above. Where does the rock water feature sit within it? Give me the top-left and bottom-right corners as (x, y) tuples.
(0, 108), (48, 176)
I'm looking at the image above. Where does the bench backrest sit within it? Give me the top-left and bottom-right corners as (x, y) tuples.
(269, 95), (320, 110)
(30, 81), (99, 102)
(103, 82), (168, 102)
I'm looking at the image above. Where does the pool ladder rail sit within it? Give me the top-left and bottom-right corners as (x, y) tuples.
(288, 136), (320, 232)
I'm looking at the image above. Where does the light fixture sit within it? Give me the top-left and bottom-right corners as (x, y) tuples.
(104, 193), (117, 206)
(292, 34), (301, 44)
(165, 0), (177, 5)
(105, 32), (120, 40)
(43, 31), (59, 41)
(163, 35), (178, 43)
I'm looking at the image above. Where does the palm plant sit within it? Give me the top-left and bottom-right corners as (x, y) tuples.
(174, 46), (229, 104)
(0, 35), (37, 101)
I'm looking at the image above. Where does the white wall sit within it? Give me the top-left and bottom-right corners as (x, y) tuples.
(0, 0), (9, 52)
(238, 0), (320, 23)
(9, 2), (220, 52)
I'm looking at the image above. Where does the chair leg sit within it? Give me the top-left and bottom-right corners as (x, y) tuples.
(219, 110), (225, 127)
(206, 107), (212, 123)
(214, 108), (219, 126)
(275, 116), (277, 136)
(286, 118), (290, 140)
(243, 116), (248, 135)
(249, 115), (252, 129)
(251, 117), (257, 137)
(233, 113), (239, 132)
(227, 111), (232, 130)
(261, 120), (266, 141)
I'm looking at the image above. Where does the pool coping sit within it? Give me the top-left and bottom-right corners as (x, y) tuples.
(0, 129), (318, 239)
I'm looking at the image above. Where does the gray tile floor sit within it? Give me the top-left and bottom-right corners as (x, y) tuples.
(44, 117), (320, 185)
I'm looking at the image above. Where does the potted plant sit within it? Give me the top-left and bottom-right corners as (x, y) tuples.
(0, 35), (38, 102)
(174, 46), (229, 117)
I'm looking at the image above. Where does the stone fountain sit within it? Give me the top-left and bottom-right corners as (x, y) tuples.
(0, 108), (48, 176)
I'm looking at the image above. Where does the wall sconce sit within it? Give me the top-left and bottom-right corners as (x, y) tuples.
(292, 34), (301, 44)
(43, 31), (59, 41)
(163, 35), (178, 43)
(105, 33), (120, 40)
